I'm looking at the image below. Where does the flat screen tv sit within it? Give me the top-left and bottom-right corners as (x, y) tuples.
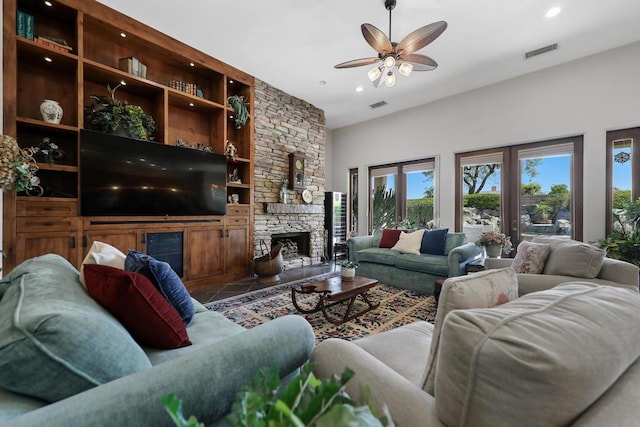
(80, 129), (227, 217)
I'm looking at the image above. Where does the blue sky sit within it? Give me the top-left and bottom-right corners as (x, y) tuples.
(404, 156), (632, 199)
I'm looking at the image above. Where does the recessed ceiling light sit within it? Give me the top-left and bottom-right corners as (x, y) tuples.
(319, 80), (327, 85)
(189, 62), (195, 67)
(356, 86), (363, 92)
(546, 6), (561, 18)
(44, 56), (52, 62)
(229, 79), (234, 84)
(44, 1), (53, 6)
(120, 32), (127, 38)
(189, 102), (194, 107)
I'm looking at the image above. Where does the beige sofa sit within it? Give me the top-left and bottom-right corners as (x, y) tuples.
(485, 236), (639, 295)
(311, 268), (640, 427)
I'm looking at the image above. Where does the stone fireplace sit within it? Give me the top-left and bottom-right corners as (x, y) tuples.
(271, 231), (311, 259)
(253, 79), (326, 270)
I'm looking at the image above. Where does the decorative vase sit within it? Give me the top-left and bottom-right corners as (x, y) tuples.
(485, 245), (503, 258)
(40, 100), (63, 124)
(341, 267), (356, 281)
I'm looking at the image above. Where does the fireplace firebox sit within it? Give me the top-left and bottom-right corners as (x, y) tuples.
(271, 232), (311, 259)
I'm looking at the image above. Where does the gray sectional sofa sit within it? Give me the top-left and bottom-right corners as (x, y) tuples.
(347, 231), (483, 294)
(0, 254), (315, 426)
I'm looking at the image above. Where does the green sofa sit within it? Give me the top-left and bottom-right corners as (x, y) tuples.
(347, 232), (483, 295)
(0, 254), (315, 426)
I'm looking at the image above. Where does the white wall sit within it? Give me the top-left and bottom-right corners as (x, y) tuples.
(330, 41), (640, 243)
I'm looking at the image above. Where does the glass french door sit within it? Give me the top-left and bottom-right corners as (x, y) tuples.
(606, 128), (640, 235)
(456, 136), (583, 250)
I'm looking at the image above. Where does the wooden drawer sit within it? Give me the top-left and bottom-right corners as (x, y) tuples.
(226, 216), (248, 226)
(226, 205), (250, 216)
(17, 199), (78, 217)
(17, 216), (78, 232)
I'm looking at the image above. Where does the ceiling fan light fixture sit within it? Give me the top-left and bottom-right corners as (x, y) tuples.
(368, 66), (382, 82)
(383, 55), (396, 69)
(398, 62), (413, 76)
(384, 71), (396, 87)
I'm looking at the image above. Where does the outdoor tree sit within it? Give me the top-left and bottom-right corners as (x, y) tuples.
(521, 183), (542, 195)
(464, 159), (542, 194)
(371, 185), (396, 231)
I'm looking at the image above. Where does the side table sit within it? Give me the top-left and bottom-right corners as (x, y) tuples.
(434, 278), (445, 303)
(466, 259), (486, 274)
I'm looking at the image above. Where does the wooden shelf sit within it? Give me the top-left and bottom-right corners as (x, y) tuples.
(36, 163), (78, 172)
(16, 117), (79, 133)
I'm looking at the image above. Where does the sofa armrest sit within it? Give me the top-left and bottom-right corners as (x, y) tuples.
(4, 315), (315, 427)
(447, 243), (484, 276)
(311, 339), (443, 427)
(598, 258), (639, 291)
(348, 236), (375, 261)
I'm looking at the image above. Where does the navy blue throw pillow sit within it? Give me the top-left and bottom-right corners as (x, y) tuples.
(125, 249), (195, 326)
(420, 228), (449, 255)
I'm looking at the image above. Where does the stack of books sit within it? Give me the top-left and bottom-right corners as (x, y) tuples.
(35, 36), (72, 53)
(16, 10), (34, 40)
(118, 57), (148, 79)
(168, 80), (201, 97)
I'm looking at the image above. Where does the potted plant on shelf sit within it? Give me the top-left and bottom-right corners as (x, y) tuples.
(0, 135), (41, 194)
(340, 260), (359, 281)
(475, 231), (513, 258)
(85, 83), (156, 140)
(227, 94), (249, 129)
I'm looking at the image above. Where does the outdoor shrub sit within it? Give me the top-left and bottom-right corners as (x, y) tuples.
(463, 193), (500, 210)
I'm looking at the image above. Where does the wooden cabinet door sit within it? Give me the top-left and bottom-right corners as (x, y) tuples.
(186, 226), (224, 280)
(16, 231), (80, 267)
(82, 229), (141, 257)
(225, 226), (250, 275)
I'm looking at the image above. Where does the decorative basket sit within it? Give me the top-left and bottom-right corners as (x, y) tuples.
(254, 240), (284, 282)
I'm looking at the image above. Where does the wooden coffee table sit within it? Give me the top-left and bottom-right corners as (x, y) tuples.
(291, 276), (379, 325)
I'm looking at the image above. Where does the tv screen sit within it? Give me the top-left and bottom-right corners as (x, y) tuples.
(80, 130), (227, 216)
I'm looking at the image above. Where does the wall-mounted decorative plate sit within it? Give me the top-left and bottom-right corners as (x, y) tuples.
(302, 189), (313, 204)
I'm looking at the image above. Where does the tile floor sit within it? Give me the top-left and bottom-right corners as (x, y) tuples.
(189, 261), (337, 304)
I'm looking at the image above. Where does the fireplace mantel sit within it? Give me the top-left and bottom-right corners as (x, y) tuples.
(263, 203), (323, 214)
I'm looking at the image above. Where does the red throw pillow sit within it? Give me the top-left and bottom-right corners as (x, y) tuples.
(379, 228), (404, 248)
(84, 264), (192, 349)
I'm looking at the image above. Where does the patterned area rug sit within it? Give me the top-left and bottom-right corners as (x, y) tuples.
(206, 273), (437, 343)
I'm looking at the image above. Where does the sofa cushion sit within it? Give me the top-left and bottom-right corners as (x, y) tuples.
(379, 229), (404, 248)
(394, 254), (449, 276)
(84, 264), (192, 349)
(391, 229), (425, 255)
(423, 267), (518, 394)
(444, 233), (466, 255)
(79, 241), (127, 287)
(355, 248), (400, 266)
(125, 250), (195, 326)
(543, 242), (606, 278)
(0, 254), (151, 403)
(511, 240), (551, 273)
(435, 282), (640, 427)
(420, 228), (449, 255)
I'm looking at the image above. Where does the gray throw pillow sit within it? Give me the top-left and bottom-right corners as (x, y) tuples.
(0, 254), (151, 402)
(543, 242), (605, 278)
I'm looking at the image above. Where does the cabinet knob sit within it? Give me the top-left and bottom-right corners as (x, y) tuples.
(83, 235), (88, 247)
(70, 236), (76, 248)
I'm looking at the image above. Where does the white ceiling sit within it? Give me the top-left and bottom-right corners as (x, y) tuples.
(98, 0), (640, 130)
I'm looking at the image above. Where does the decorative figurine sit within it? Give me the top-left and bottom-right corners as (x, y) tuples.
(225, 140), (238, 160)
(229, 168), (241, 184)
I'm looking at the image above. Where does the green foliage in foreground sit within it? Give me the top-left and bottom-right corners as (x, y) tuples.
(164, 364), (394, 427)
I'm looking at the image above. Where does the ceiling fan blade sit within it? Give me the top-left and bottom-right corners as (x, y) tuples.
(334, 57), (381, 69)
(402, 53), (438, 71)
(361, 23), (393, 54)
(396, 21), (447, 55)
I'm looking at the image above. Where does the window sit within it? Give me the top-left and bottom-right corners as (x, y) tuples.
(349, 168), (358, 236)
(456, 136), (583, 247)
(606, 128), (640, 235)
(369, 159), (436, 233)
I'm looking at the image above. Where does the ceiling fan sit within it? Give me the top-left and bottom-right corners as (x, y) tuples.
(335, 0), (447, 88)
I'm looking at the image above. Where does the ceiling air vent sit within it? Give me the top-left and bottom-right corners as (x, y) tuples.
(524, 43), (558, 59)
(369, 100), (388, 109)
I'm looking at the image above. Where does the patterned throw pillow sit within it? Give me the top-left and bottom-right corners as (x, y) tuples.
(511, 241), (552, 274)
(391, 229), (425, 255)
(379, 228), (404, 248)
(423, 267), (518, 395)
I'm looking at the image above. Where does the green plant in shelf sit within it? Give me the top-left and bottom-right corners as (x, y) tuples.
(227, 94), (249, 129)
(85, 83), (156, 141)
